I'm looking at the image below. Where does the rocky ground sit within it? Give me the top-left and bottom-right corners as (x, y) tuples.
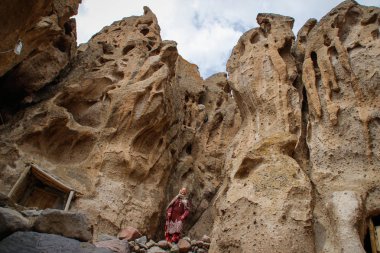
(0, 197), (209, 253)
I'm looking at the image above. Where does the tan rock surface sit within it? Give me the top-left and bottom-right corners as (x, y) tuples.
(117, 227), (142, 241)
(209, 13), (314, 253)
(0, 1), (379, 252)
(295, 1), (380, 252)
(0, 6), (239, 240)
(0, 0), (80, 108)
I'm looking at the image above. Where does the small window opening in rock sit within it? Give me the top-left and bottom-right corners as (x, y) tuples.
(364, 216), (380, 252)
(203, 114), (208, 123)
(198, 92), (206, 104)
(185, 94), (189, 103)
(158, 138), (163, 148)
(53, 37), (69, 53)
(216, 97), (223, 107)
(64, 22), (73, 35)
(323, 34), (331, 47)
(185, 144), (192, 154)
(7, 165), (77, 211)
(140, 28), (149, 36)
(311, 51), (318, 68)
(122, 44), (135, 55)
(250, 32), (260, 44)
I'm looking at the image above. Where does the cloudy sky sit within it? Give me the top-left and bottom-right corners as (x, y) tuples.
(76, 0), (379, 78)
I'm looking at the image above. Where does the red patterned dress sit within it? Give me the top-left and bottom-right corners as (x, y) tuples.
(165, 195), (191, 243)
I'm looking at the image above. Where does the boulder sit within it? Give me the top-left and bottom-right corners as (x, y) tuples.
(201, 242), (210, 249)
(135, 235), (148, 244)
(33, 209), (92, 241)
(147, 246), (166, 253)
(97, 233), (118, 242)
(0, 193), (16, 208)
(182, 236), (191, 242)
(201, 235), (210, 243)
(118, 227), (142, 241)
(146, 239), (156, 248)
(170, 244), (179, 253)
(157, 240), (170, 249)
(177, 239), (191, 253)
(94, 239), (130, 253)
(21, 209), (42, 217)
(0, 231), (112, 253)
(0, 207), (31, 239)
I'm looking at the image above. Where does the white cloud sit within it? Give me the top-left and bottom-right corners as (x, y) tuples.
(75, 0), (379, 78)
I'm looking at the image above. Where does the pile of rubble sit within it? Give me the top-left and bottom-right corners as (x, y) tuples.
(0, 196), (209, 253)
(98, 226), (210, 253)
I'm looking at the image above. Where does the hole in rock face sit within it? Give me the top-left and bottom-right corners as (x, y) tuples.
(140, 28), (149, 36)
(198, 92), (206, 105)
(250, 32), (260, 44)
(371, 29), (379, 40)
(53, 37), (70, 53)
(361, 13), (378, 25)
(122, 44), (135, 55)
(0, 69), (28, 112)
(185, 143), (192, 155)
(364, 215), (380, 252)
(311, 51), (318, 68)
(323, 34), (332, 46)
(239, 42), (245, 55)
(278, 38), (292, 63)
(261, 22), (271, 37)
(64, 21), (73, 35)
(216, 97), (223, 107)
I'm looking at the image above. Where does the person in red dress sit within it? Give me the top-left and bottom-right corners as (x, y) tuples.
(165, 187), (191, 243)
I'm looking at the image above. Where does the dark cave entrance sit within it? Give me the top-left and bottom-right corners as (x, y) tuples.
(364, 216), (380, 253)
(7, 164), (77, 210)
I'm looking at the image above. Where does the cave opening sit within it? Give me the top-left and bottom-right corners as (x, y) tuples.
(7, 164), (77, 211)
(185, 143), (192, 155)
(364, 216), (380, 253)
(0, 66), (28, 120)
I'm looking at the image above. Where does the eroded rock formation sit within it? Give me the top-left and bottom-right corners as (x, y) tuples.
(209, 13), (314, 253)
(296, 1), (380, 252)
(0, 0), (80, 109)
(0, 3), (239, 240)
(0, 0), (379, 252)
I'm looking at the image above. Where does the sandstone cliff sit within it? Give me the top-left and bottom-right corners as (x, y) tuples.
(0, 3), (240, 240)
(297, 2), (380, 252)
(209, 13), (314, 253)
(0, 1), (379, 252)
